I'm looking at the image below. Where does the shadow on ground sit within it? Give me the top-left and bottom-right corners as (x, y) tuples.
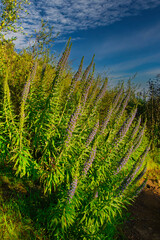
(122, 178), (160, 240)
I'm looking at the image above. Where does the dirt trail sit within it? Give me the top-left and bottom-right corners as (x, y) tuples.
(123, 178), (160, 240)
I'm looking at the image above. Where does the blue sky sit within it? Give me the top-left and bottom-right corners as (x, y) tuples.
(9, 0), (160, 91)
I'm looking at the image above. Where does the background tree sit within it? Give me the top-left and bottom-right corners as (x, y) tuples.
(0, 0), (29, 41)
(146, 74), (160, 149)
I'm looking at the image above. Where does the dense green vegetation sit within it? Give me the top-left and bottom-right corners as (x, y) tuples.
(0, 1), (159, 239)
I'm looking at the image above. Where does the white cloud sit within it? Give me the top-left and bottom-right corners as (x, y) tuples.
(94, 23), (160, 59)
(146, 67), (160, 76)
(36, 0), (160, 32)
(107, 52), (160, 73)
(10, 0), (160, 49)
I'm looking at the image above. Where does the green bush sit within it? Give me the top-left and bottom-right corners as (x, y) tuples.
(0, 38), (150, 239)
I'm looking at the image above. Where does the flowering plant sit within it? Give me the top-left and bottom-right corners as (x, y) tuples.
(0, 38), (150, 239)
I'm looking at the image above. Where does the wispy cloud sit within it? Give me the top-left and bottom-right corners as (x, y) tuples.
(95, 23), (160, 59)
(105, 60), (160, 91)
(107, 52), (160, 73)
(146, 67), (160, 76)
(34, 0), (160, 33)
(11, 0), (160, 48)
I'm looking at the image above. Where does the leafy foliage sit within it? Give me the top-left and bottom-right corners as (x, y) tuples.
(0, 38), (150, 239)
(146, 75), (160, 148)
(0, 0), (29, 41)
(0, 5), (151, 238)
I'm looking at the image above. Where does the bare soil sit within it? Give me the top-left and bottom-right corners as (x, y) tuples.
(122, 174), (160, 240)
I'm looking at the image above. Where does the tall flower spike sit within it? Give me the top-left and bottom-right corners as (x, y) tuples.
(115, 145), (134, 174)
(129, 145), (150, 181)
(112, 85), (124, 109)
(133, 134), (144, 152)
(133, 123), (146, 152)
(115, 120), (145, 175)
(86, 77), (101, 107)
(21, 61), (38, 106)
(119, 145), (150, 195)
(81, 79), (92, 108)
(71, 56), (84, 85)
(81, 54), (95, 83)
(82, 144), (97, 176)
(68, 176), (78, 203)
(134, 179), (147, 196)
(65, 104), (82, 146)
(93, 78), (108, 106)
(131, 164), (147, 186)
(113, 116), (129, 147)
(57, 37), (71, 71)
(3, 67), (18, 135)
(86, 119), (99, 147)
(20, 62), (38, 150)
(59, 56), (84, 119)
(114, 95), (124, 114)
(120, 108), (137, 137)
(91, 63), (96, 78)
(113, 117), (142, 158)
(100, 105), (113, 134)
(81, 63), (95, 101)
(131, 116), (141, 138)
(115, 108), (137, 146)
(118, 90), (131, 120)
(63, 42), (72, 69)
(117, 162), (138, 195)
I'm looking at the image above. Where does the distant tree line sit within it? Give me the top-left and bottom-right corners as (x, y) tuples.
(134, 75), (160, 150)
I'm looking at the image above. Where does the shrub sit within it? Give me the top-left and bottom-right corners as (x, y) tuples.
(0, 38), (150, 239)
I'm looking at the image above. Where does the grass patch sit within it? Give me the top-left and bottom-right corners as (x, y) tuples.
(0, 163), (49, 240)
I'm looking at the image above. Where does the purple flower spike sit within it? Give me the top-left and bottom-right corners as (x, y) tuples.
(117, 162), (138, 195)
(22, 79), (31, 103)
(94, 191), (98, 199)
(130, 145), (150, 180)
(57, 38), (71, 72)
(88, 80), (100, 104)
(86, 120), (99, 147)
(82, 55), (95, 83)
(117, 108), (137, 143)
(82, 145), (97, 176)
(135, 179), (147, 196)
(66, 104), (82, 146)
(72, 56), (84, 83)
(63, 43), (72, 69)
(114, 96), (124, 114)
(115, 145), (134, 174)
(132, 165), (147, 185)
(82, 80), (92, 107)
(118, 91), (131, 119)
(100, 107), (113, 134)
(119, 145), (150, 196)
(21, 62), (37, 102)
(68, 57), (84, 99)
(94, 79), (108, 106)
(133, 124), (146, 151)
(112, 86), (123, 109)
(132, 116), (141, 138)
(68, 176), (78, 203)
